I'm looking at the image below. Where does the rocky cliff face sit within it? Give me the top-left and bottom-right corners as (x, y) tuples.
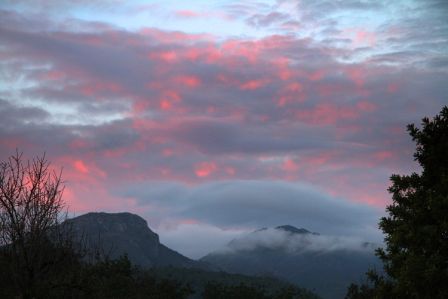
(66, 212), (209, 269)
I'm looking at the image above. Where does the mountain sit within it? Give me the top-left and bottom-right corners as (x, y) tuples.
(64, 213), (321, 298)
(276, 225), (317, 235)
(200, 225), (381, 299)
(65, 212), (210, 269)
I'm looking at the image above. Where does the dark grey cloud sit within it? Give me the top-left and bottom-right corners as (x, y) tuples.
(0, 99), (139, 163)
(170, 119), (334, 155)
(0, 99), (50, 128)
(122, 180), (384, 241)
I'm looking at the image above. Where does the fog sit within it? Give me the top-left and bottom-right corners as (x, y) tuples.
(219, 228), (379, 254)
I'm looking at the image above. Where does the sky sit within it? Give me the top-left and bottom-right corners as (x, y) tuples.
(1, 0), (447, 259)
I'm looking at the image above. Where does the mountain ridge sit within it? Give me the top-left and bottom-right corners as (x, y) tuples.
(200, 224), (381, 299)
(275, 225), (319, 235)
(65, 213), (379, 299)
(65, 212), (211, 270)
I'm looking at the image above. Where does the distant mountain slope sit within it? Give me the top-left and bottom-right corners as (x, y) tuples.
(65, 212), (210, 269)
(200, 225), (381, 299)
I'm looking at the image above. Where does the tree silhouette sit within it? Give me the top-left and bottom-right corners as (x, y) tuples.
(0, 151), (79, 298)
(346, 106), (448, 299)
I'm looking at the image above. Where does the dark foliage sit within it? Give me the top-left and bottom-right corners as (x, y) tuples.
(1, 249), (321, 299)
(0, 253), (194, 299)
(76, 256), (194, 299)
(345, 282), (376, 299)
(202, 281), (316, 299)
(346, 106), (448, 299)
(153, 267), (320, 299)
(202, 281), (270, 299)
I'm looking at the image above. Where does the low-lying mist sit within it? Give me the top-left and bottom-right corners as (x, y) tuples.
(222, 228), (379, 254)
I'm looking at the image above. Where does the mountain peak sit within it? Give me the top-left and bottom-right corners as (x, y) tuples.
(75, 211), (147, 222)
(66, 212), (210, 270)
(275, 225), (316, 235)
(75, 211), (148, 225)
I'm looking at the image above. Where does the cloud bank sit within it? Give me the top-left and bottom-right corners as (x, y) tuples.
(122, 179), (384, 258)
(225, 228), (378, 254)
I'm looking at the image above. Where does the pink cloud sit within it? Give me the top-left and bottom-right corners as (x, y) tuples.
(160, 100), (172, 110)
(175, 75), (201, 87)
(139, 28), (214, 43)
(151, 50), (178, 63)
(74, 160), (89, 174)
(225, 166), (236, 176)
(373, 151), (394, 161)
(41, 70), (66, 80)
(286, 82), (303, 92)
(387, 83), (399, 93)
(346, 67), (365, 87)
(80, 81), (122, 97)
(282, 158), (299, 172)
(175, 10), (203, 18)
(240, 79), (267, 90)
(356, 100), (377, 112)
(195, 162), (217, 178)
(295, 103), (359, 125)
(354, 30), (376, 47)
(308, 70), (325, 81)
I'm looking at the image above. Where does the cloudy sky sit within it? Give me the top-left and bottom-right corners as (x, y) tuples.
(1, 0), (447, 258)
